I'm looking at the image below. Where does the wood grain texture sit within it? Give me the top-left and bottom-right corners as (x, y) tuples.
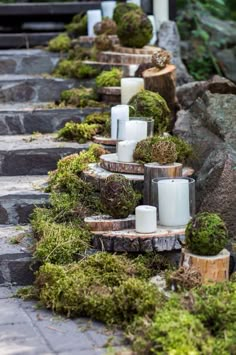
(93, 136), (118, 146)
(180, 249), (230, 283)
(84, 214), (135, 231)
(98, 51), (152, 65)
(100, 153), (144, 175)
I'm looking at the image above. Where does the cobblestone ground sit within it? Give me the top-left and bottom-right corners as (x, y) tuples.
(0, 285), (125, 355)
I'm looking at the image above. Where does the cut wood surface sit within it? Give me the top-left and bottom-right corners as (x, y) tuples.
(112, 45), (158, 55)
(100, 153), (144, 175)
(180, 249), (230, 284)
(142, 65), (176, 111)
(92, 226), (185, 252)
(98, 51), (152, 65)
(93, 136), (118, 146)
(84, 214), (135, 231)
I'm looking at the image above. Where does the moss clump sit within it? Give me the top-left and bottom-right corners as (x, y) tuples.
(65, 13), (87, 36)
(151, 48), (171, 69)
(57, 122), (99, 143)
(101, 174), (140, 219)
(60, 88), (103, 108)
(96, 68), (122, 88)
(95, 34), (113, 51)
(47, 144), (107, 193)
(117, 10), (152, 48)
(84, 112), (111, 136)
(48, 33), (71, 52)
(68, 45), (94, 61)
(133, 135), (192, 164)
(166, 266), (202, 292)
(151, 140), (177, 164)
(94, 18), (117, 35)
(113, 3), (141, 25)
(53, 60), (98, 79)
(129, 90), (171, 134)
(34, 253), (163, 324)
(185, 212), (228, 256)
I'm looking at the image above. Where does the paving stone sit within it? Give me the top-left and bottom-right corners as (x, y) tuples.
(0, 49), (60, 75)
(0, 134), (92, 175)
(0, 285), (14, 299)
(0, 33), (59, 49)
(0, 176), (49, 224)
(0, 75), (91, 103)
(0, 298), (30, 325)
(0, 103), (107, 135)
(0, 337), (52, 355)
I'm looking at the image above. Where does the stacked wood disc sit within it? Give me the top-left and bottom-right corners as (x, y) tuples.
(112, 45), (157, 55)
(93, 136), (118, 146)
(84, 215), (135, 231)
(79, 35), (119, 48)
(180, 249), (230, 284)
(100, 153), (144, 174)
(97, 86), (121, 104)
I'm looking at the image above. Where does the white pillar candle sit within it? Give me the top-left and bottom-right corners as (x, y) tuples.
(121, 78), (144, 104)
(158, 179), (190, 227)
(127, 0), (141, 7)
(101, 1), (116, 19)
(117, 140), (137, 163)
(153, 0), (169, 30)
(111, 105), (129, 139)
(129, 64), (139, 77)
(148, 15), (157, 45)
(135, 205), (157, 233)
(124, 120), (147, 141)
(87, 10), (102, 37)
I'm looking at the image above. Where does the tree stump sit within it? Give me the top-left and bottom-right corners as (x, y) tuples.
(84, 215), (135, 231)
(142, 65), (176, 112)
(180, 249), (230, 284)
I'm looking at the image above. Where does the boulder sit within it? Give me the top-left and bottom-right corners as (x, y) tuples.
(216, 47), (236, 83)
(158, 21), (193, 86)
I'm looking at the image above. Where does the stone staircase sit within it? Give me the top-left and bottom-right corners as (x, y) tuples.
(0, 47), (101, 285)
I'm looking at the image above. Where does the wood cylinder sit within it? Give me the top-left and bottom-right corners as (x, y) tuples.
(180, 249), (230, 284)
(142, 65), (176, 112)
(84, 214), (135, 232)
(97, 86), (121, 105)
(144, 162), (182, 205)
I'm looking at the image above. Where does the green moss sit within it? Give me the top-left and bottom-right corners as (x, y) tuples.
(101, 174), (141, 219)
(34, 253), (163, 324)
(57, 122), (100, 143)
(95, 34), (113, 51)
(60, 88), (103, 108)
(113, 3), (141, 25)
(95, 68), (122, 88)
(84, 112), (111, 136)
(94, 18), (117, 35)
(117, 10), (152, 48)
(48, 33), (71, 52)
(133, 135), (192, 164)
(65, 13), (87, 36)
(68, 45), (94, 61)
(129, 90), (171, 134)
(53, 59), (98, 79)
(185, 212), (229, 256)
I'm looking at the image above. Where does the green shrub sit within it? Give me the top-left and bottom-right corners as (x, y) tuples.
(48, 33), (71, 52)
(96, 68), (122, 88)
(185, 212), (228, 256)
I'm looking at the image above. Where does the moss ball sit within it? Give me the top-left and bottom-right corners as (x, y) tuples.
(95, 34), (113, 51)
(185, 212), (229, 256)
(151, 141), (177, 164)
(113, 3), (141, 25)
(96, 68), (122, 88)
(117, 10), (153, 48)
(152, 48), (171, 69)
(129, 90), (171, 134)
(94, 18), (117, 35)
(101, 174), (140, 219)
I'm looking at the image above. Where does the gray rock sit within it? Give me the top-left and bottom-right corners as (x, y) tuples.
(158, 21), (193, 85)
(0, 59), (16, 74)
(216, 47), (236, 83)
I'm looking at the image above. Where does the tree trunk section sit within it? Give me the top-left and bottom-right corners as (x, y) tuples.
(84, 215), (135, 232)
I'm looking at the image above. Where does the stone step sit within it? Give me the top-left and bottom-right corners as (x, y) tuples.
(0, 175), (48, 225)
(0, 224), (36, 285)
(0, 33), (59, 49)
(0, 74), (93, 103)
(0, 134), (94, 176)
(0, 103), (106, 135)
(0, 49), (60, 75)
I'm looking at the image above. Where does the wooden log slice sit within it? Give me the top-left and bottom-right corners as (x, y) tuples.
(79, 35), (119, 48)
(93, 136), (118, 146)
(180, 248), (230, 284)
(142, 65), (176, 112)
(84, 214), (135, 231)
(97, 86), (121, 105)
(98, 51), (152, 65)
(92, 226), (185, 252)
(113, 45), (158, 55)
(100, 153), (144, 175)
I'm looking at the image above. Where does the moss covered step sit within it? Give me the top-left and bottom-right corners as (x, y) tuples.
(0, 75), (93, 103)
(0, 176), (48, 225)
(0, 33), (59, 49)
(0, 103), (105, 135)
(0, 49), (60, 75)
(92, 226), (185, 252)
(0, 134), (107, 176)
(98, 51), (153, 65)
(0, 224), (36, 285)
